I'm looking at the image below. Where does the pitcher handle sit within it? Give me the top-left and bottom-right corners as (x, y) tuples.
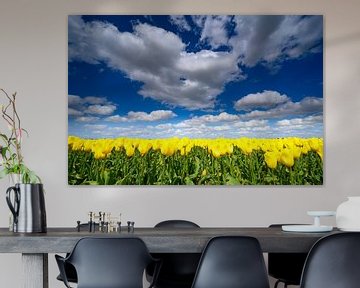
(6, 186), (20, 224)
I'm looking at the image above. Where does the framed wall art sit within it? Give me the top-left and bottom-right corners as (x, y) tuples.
(68, 15), (323, 185)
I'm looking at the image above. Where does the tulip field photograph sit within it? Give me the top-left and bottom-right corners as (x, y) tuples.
(68, 15), (323, 185)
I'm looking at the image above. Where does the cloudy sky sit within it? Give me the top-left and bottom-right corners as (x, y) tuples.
(68, 15), (323, 139)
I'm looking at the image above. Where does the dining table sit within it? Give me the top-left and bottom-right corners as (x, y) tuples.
(0, 226), (339, 288)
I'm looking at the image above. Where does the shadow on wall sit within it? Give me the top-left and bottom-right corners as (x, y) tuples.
(91, 0), (181, 14)
(327, 31), (360, 47)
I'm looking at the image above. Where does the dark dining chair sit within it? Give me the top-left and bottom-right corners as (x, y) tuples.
(147, 220), (201, 288)
(55, 237), (160, 288)
(300, 232), (360, 288)
(191, 236), (270, 288)
(268, 224), (308, 288)
(56, 262), (77, 284)
(56, 223), (99, 284)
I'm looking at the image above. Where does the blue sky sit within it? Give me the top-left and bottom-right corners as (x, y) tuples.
(68, 15), (323, 139)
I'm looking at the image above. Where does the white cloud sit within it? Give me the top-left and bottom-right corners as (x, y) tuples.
(83, 96), (111, 105)
(68, 16), (244, 110)
(68, 95), (117, 121)
(233, 119), (269, 128)
(191, 15), (322, 68)
(169, 15), (191, 31)
(73, 113), (322, 139)
(240, 97), (323, 120)
(85, 104), (117, 116)
(276, 115), (323, 127)
(234, 90), (290, 111)
(82, 124), (111, 136)
(68, 15), (322, 118)
(68, 108), (84, 116)
(230, 15), (323, 67)
(180, 112), (239, 126)
(69, 95), (114, 108)
(127, 110), (177, 121)
(68, 95), (83, 106)
(105, 115), (128, 122)
(152, 118), (270, 138)
(84, 124), (108, 130)
(272, 115), (323, 136)
(153, 113), (272, 138)
(105, 110), (177, 122)
(199, 16), (232, 49)
(75, 116), (100, 122)
(200, 112), (239, 122)
(191, 15), (206, 28)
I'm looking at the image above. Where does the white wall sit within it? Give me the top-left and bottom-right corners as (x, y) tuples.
(0, 0), (360, 287)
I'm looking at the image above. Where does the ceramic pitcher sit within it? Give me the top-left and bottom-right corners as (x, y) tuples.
(6, 183), (47, 233)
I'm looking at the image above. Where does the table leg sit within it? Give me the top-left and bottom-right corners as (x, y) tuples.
(22, 253), (48, 288)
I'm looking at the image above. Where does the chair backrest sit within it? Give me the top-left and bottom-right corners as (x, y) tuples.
(155, 220), (200, 228)
(300, 232), (360, 288)
(67, 237), (154, 288)
(191, 236), (270, 288)
(268, 224), (308, 285)
(151, 220), (201, 286)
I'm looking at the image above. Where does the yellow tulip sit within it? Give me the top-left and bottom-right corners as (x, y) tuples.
(280, 149), (294, 168)
(264, 152), (278, 169)
(138, 142), (152, 156)
(317, 150), (323, 160)
(161, 144), (175, 156)
(125, 145), (135, 157)
(211, 148), (222, 158)
(68, 136), (323, 165)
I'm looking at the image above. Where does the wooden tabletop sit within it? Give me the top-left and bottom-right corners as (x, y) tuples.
(0, 227), (339, 253)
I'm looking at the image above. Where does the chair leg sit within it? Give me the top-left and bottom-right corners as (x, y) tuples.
(274, 280), (290, 288)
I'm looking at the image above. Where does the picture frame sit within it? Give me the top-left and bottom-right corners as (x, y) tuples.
(68, 15), (323, 185)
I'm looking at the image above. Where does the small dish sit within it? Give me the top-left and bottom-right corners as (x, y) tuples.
(282, 225), (333, 233)
(282, 210), (335, 232)
(307, 211), (336, 217)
